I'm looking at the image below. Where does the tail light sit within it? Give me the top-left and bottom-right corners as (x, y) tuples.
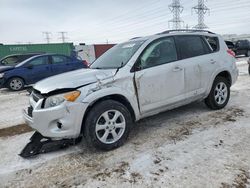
(227, 49), (235, 58)
(82, 60), (89, 68)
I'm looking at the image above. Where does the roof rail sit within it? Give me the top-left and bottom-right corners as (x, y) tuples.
(158, 29), (215, 35)
(130, 37), (142, 40)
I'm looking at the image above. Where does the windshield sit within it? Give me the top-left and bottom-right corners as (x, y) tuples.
(16, 56), (40, 67)
(91, 40), (145, 69)
(0, 56), (19, 66)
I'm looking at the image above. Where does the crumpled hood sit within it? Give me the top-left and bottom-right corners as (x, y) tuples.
(34, 68), (115, 94)
(0, 66), (15, 73)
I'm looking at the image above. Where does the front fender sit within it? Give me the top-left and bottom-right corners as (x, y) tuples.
(79, 82), (140, 121)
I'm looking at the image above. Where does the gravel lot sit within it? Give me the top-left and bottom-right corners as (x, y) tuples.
(0, 58), (249, 188)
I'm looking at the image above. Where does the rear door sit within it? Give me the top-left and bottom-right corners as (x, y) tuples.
(50, 55), (78, 75)
(134, 37), (185, 114)
(24, 56), (52, 84)
(174, 35), (213, 97)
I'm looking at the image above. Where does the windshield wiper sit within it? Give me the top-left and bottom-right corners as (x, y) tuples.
(114, 62), (124, 76)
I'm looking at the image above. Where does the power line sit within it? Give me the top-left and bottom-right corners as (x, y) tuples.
(168, 0), (184, 30)
(42, 32), (51, 43)
(192, 0), (210, 29)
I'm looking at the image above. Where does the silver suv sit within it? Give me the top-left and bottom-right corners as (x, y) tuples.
(23, 30), (238, 153)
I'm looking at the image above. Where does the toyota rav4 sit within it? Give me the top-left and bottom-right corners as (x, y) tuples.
(22, 30), (238, 157)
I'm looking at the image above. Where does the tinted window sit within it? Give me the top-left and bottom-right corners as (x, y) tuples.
(236, 40), (250, 48)
(28, 56), (48, 66)
(205, 36), (220, 52)
(52, 55), (71, 64)
(176, 36), (206, 59)
(139, 37), (177, 69)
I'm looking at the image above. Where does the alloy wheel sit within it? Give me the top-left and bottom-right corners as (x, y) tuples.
(95, 110), (126, 144)
(214, 82), (228, 105)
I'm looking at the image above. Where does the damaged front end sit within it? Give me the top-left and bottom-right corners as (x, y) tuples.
(20, 69), (116, 158)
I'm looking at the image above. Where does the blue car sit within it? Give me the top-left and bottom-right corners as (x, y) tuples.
(0, 54), (88, 91)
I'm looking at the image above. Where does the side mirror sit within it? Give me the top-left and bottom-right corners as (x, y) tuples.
(26, 64), (33, 69)
(132, 59), (143, 72)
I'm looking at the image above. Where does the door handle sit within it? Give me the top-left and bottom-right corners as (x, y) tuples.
(210, 59), (216, 64)
(173, 66), (183, 72)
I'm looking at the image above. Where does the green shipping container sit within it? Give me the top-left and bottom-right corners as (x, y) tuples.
(0, 43), (74, 59)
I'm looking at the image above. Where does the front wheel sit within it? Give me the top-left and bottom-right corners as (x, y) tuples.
(205, 76), (230, 110)
(84, 100), (132, 150)
(8, 77), (25, 91)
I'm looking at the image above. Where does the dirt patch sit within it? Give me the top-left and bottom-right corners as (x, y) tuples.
(210, 108), (245, 124)
(92, 161), (130, 181)
(0, 124), (33, 137)
(92, 161), (142, 184)
(221, 169), (250, 188)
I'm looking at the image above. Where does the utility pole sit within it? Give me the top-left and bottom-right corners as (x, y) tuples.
(43, 32), (51, 43)
(58, 32), (68, 43)
(168, 0), (184, 30)
(192, 0), (210, 30)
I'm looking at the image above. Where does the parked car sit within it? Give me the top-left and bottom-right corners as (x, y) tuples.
(225, 40), (235, 50)
(0, 54), (87, 91)
(234, 40), (250, 57)
(21, 30), (238, 157)
(248, 58), (250, 75)
(0, 53), (41, 66)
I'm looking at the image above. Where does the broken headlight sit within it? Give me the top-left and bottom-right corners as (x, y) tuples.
(44, 91), (81, 108)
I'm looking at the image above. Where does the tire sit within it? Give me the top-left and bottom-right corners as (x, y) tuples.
(248, 64), (250, 75)
(8, 77), (25, 91)
(247, 50), (250, 57)
(84, 100), (133, 150)
(205, 76), (230, 110)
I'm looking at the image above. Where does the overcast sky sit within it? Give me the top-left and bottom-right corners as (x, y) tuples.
(0, 0), (250, 44)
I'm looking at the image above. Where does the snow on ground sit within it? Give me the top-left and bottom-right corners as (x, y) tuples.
(0, 132), (82, 175)
(0, 58), (249, 187)
(0, 89), (29, 129)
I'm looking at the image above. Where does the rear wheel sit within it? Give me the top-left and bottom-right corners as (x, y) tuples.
(8, 77), (24, 91)
(247, 50), (250, 57)
(84, 100), (132, 150)
(205, 76), (230, 110)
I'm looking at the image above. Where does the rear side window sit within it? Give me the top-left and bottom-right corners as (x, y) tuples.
(52, 55), (71, 64)
(175, 36), (207, 59)
(204, 36), (220, 52)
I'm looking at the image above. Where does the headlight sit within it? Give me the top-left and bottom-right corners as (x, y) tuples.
(44, 91), (81, 108)
(0, 73), (4, 78)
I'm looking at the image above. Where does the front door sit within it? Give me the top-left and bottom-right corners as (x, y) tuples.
(134, 37), (185, 114)
(24, 56), (51, 84)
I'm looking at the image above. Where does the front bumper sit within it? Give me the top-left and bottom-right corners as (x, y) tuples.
(0, 78), (5, 88)
(231, 67), (239, 85)
(23, 97), (88, 139)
